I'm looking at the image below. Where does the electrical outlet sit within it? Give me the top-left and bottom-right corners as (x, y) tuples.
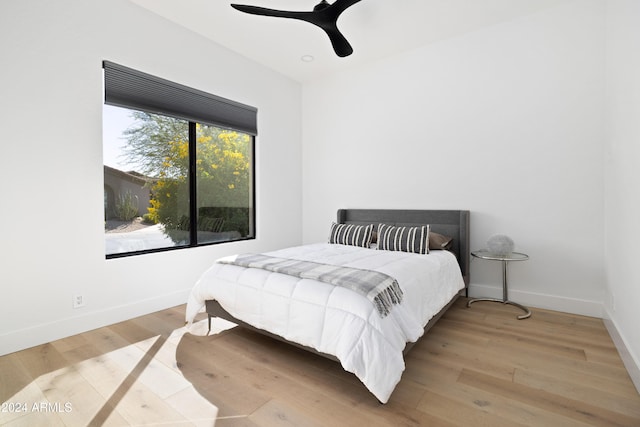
(73, 294), (85, 308)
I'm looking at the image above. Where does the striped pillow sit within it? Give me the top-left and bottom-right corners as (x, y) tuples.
(377, 223), (430, 254)
(329, 223), (374, 248)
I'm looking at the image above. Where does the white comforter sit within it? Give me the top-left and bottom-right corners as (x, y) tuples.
(185, 243), (465, 403)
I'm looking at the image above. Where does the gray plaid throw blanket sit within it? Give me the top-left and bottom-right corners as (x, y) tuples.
(221, 254), (403, 317)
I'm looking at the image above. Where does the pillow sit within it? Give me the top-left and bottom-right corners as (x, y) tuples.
(377, 223), (430, 254)
(328, 222), (374, 248)
(429, 231), (453, 250)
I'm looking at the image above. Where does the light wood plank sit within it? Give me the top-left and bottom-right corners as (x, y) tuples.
(248, 399), (326, 427)
(417, 388), (530, 427)
(513, 368), (640, 418)
(458, 368), (638, 426)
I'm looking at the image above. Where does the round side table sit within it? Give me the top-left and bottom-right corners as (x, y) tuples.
(467, 249), (531, 320)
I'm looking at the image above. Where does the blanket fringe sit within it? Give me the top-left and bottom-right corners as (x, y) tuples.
(374, 282), (404, 317)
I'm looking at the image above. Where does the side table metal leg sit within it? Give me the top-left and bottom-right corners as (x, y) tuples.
(502, 259), (531, 319)
(467, 297), (504, 307)
(467, 258), (531, 319)
(502, 260), (508, 301)
(506, 301), (532, 319)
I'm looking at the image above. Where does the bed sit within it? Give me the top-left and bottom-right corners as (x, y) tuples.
(185, 209), (470, 403)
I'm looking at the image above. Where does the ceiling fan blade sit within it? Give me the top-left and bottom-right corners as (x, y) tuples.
(230, 4), (309, 20)
(329, 0), (363, 16)
(323, 26), (353, 57)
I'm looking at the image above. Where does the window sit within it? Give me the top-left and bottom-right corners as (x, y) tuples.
(103, 61), (256, 258)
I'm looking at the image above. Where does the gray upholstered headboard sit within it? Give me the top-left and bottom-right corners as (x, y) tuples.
(337, 209), (470, 287)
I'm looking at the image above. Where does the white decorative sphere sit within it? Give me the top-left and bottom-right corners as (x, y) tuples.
(487, 234), (514, 255)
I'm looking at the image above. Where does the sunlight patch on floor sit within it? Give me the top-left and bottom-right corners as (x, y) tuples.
(0, 318), (234, 427)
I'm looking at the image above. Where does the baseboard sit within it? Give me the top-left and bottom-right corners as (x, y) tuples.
(0, 289), (191, 357)
(468, 284), (603, 318)
(602, 308), (640, 394)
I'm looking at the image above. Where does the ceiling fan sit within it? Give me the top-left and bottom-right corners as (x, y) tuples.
(230, 0), (363, 57)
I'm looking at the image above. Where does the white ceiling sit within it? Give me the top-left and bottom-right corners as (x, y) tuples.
(131, 0), (569, 83)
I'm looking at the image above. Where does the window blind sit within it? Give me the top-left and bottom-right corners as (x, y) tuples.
(103, 61), (257, 135)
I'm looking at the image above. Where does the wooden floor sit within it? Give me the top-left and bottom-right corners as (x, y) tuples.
(1, 298), (639, 426)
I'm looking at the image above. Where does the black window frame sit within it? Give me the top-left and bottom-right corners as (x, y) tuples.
(103, 61), (257, 259)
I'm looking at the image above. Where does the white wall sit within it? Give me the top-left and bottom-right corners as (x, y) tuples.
(0, 0), (302, 355)
(302, 0), (606, 316)
(603, 0), (640, 392)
